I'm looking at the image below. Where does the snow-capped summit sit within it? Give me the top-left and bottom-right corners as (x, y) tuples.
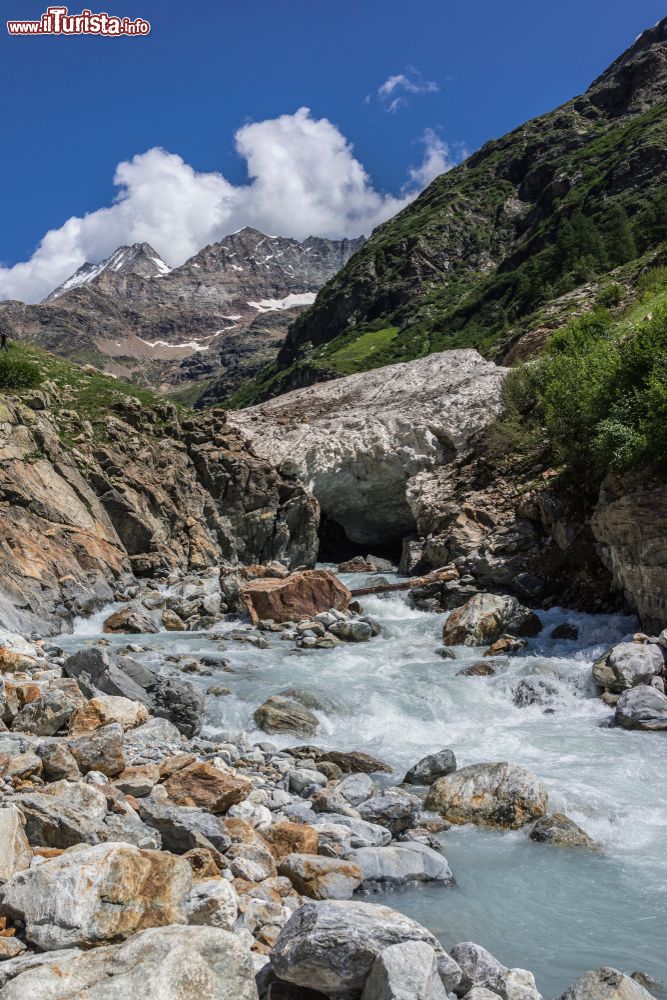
(44, 243), (170, 301)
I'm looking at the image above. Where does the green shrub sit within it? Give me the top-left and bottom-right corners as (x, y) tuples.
(595, 283), (623, 308)
(494, 304), (667, 478)
(0, 352), (43, 390)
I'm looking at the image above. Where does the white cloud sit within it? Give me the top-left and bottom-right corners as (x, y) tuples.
(407, 129), (467, 188)
(375, 68), (439, 113)
(0, 108), (461, 303)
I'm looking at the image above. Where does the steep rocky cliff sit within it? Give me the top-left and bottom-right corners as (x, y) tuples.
(0, 380), (318, 637)
(0, 228), (363, 404)
(235, 18), (667, 402)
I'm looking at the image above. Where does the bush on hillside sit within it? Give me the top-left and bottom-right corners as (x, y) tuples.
(495, 302), (667, 478)
(0, 351), (43, 391)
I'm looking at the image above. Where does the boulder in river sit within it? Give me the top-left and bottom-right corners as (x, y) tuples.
(241, 569), (350, 625)
(271, 899), (462, 996)
(254, 694), (319, 737)
(442, 594), (542, 647)
(403, 749), (457, 785)
(529, 813), (599, 850)
(102, 606), (159, 634)
(557, 968), (655, 1000)
(425, 762), (548, 829)
(614, 685), (667, 730)
(592, 642), (665, 693)
(348, 842), (455, 889)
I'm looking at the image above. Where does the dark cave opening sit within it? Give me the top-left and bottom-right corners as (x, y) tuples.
(317, 512), (404, 565)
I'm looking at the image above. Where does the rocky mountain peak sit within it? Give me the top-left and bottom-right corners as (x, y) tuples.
(44, 242), (170, 302)
(585, 16), (667, 116)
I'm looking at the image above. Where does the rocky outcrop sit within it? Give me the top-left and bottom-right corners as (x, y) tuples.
(230, 350), (506, 546)
(592, 470), (667, 632)
(0, 390), (318, 636)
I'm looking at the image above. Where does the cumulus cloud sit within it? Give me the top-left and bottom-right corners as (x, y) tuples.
(407, 129), (468, 188)
(0, 108), (461, 303)
(374, 68), (439, 113)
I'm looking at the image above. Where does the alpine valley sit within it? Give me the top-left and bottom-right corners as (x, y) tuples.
(1, 17), (667, 1000)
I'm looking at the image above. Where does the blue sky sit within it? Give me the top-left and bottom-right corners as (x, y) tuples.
(1, 0), (663, 300)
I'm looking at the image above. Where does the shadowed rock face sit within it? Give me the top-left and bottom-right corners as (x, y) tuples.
(230, 349), (506, 546)
(0, 393), (318, 637)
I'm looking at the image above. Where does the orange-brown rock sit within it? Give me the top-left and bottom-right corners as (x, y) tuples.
(183, 847), (221, 881)
(164, 762), (251, 814)
(265, 821), (319, 860)
(241, 569), (350, 625)
(278, 853), (362, 900)
(68, 695), (149, 735)
(0, 648), (37, 674)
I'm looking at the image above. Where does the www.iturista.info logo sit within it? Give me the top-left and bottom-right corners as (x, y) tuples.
(7, 6), (151, 36)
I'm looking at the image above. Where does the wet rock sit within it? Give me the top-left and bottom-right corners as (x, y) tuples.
(557, 968), (655, 1000)
(254, 695), (319, 737)
(138, 793), (232, 854)
(0, 925), (258, 999)
(615, 686), (667, 730)
(103, 606), (159, 634)
(338, 557), (376, 573)
(68, 695), (149, 735)
(162, 608), (187, 631)
(457, 662), (496, 677)
(358, 788), (422, 834)
(0, 842), (192, 950)
(11, 688), (78, 737)
(68, 722), (125, 777)
(443, 594), (542, 647)
(485, 635), (527, 657)
(271, 900), (462, 996)
(529, 813), (599, 850)
(349, 842), (455, 888)
(186, 877), (238, 930)
(404, 750), (457, 786)
(425, 762), (548, 829)
(329, 620), (374, 643)
(0, 805), (32, 882)
(550, 623), (579, 641)
(278, 853), (362, 900)
(289, 746), (392, 775)
(593, 643), (665, 693)
(450, 942), (508, 997)
(361, 940), (448, 1000)
(513, 678), (560, 708)
(242, 569), (351, 625)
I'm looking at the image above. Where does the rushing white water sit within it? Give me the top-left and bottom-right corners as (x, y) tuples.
(60, 572), (667, 998)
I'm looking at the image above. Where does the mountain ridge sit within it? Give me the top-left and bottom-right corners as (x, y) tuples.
(232, 17), (667, 404)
